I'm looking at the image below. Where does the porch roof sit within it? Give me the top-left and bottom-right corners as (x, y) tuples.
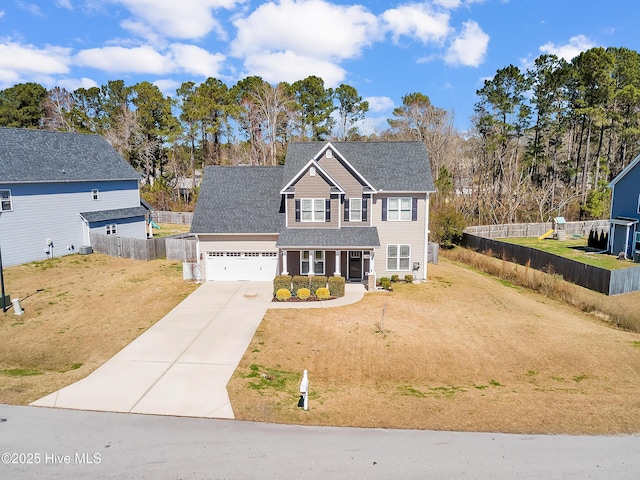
(79, 206), (148, 223)
(276, 227), (380, 249)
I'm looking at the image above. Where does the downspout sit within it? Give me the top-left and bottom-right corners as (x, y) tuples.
(423, 192), (430, 282)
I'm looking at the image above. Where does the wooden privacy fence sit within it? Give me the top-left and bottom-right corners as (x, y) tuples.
(465, 220), (609, 239)
(151, 211), (193, 225)
(90, 233), (196, 262)
(462, 233), (640, 295)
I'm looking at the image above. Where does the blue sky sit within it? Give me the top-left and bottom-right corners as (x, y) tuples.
(1, 0), (638, 132)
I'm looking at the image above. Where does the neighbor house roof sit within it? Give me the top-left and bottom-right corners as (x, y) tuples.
(283, 141), (436, 192)
(0, 127), (140, 183)
(190, 165), (285, 234)
(79, 206), (149, 223)
(276, 227), (380, 248)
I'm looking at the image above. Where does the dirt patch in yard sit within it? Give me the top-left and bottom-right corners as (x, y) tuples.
(228, 259), (640, 434)
(0, 254), (198, 405)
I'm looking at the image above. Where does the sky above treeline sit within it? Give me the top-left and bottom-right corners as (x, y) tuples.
(1, 0), (638, 132)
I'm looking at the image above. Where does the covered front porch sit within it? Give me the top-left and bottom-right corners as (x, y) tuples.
(276, 227), (380, 288)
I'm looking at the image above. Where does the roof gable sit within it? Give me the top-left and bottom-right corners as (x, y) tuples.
(280, 158), (345, 195)
(609, 154), (640, 188)
(0, 128), (140, 183)
(284, 141), (435, 192)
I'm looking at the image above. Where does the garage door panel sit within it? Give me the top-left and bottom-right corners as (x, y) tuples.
(206, 251), (277, 281)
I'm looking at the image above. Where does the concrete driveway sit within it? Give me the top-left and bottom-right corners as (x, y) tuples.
(31, 281), (273, 419)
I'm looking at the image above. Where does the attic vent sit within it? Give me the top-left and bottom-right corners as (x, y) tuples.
(310, 166), (316, 176)
(326, 149), (332, 158)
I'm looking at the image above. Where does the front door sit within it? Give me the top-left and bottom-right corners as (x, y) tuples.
(349, 251), (362, 280)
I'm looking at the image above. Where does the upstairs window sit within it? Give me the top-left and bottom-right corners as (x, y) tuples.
(0, 190), (12, 212)
(349, 198), (362, 221)
(106, 224), (117, 235)
(388, 197), (412, 221)
(301, 198), (325, 222)
(92, 189), (99, 200)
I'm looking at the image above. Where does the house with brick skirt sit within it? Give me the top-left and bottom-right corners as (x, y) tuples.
(0, 128), (148, 267)
(608, 153), (640, 259)
(190, 141), (436, 287)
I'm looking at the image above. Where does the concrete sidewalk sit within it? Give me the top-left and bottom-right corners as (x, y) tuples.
(32, 281), (273, 419)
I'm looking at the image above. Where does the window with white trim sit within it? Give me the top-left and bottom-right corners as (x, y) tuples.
(92, 189), (99, 201)
(349, 198), (362, 221)
(301, 250), (325, 275)
(0, 190), (12, 212)
(387, 244), (410, 271)
(301, 198), (325, 222)
(388, 197), (412, 221)
(106, 224), (117, 235)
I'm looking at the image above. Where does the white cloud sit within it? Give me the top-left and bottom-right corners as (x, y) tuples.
(382, 4), (451, 44)
(241, 50), (346, 87)
(57, 77), (99, 91)
(73, 45), (173, 74)
(17, 2), (44, 16)
(154, 78), (181, 97)
(56, 0), (73, 9)
(0, 41), (71, 76)
(539, 34), (595, 62)
(366, 96), (395, 113)
(0, 10), (5, 18)
(232, 0), (380, 61)
(111, 0), (243, 40)
(445, 20), (488, 67)
(433, 0), (461, 8)
(169, 44), (225, 77)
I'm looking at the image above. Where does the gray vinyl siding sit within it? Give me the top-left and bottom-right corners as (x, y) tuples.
(0, 180), (145, 266)
(317, 156), (364, 198)
(371, 193), (427, 279)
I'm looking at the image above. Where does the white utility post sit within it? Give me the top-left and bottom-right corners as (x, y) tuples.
(299, 369), (309, 411)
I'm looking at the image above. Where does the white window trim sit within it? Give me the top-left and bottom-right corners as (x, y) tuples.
(387, 197), (412, 221)
(387, 244), (411, 271)
(0, 189), (13, 212)
(301, 250), (325, 275)
(106, 224), (117, 235)
(349, 198), (362, 222)
(301, 198), (325, 222)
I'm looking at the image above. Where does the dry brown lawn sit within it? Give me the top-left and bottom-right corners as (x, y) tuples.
(228, 258), (640, 434)
(0, 254), (198, 404)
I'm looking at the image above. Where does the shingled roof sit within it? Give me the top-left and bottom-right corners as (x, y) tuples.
(0, 128), (140, 183)
(190, 165), (285, 234)
(283, 141), (436, 192)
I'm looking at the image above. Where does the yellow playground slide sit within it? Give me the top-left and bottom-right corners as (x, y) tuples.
(538, 229), (554, 240)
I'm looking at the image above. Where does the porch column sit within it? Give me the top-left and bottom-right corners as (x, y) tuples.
(368, 250), (375, 274)
(281, 250), (289, 275)
(334, 250), (341, 276)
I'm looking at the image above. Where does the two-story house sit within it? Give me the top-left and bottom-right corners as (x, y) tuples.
(0, 128), (148, 267)
(190, 141), (436, 287)
(608, 153), (640, 259)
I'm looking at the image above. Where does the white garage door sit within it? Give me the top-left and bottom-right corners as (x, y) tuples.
(206, 251), (278, 281)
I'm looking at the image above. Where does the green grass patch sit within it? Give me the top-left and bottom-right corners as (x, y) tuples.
(489, 379), (503, 387)
(501, 237), (633, 270)
(0, 368), (44, 377)
(243, 364), (300, 392)
(573, 374), (588, 383)
(632, 341), (640, 349)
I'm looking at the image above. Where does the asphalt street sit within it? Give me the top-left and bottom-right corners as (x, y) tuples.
(1, 404), (639, 479)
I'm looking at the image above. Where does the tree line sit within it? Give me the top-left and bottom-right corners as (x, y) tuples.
(2, 46), (640, 240)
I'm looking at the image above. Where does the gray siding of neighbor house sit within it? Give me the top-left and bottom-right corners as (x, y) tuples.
(0, 180), (144, 266)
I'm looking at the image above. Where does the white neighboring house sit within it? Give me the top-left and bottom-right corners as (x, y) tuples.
(0, 128), (148, 267)
(190, 141), (436, 286)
